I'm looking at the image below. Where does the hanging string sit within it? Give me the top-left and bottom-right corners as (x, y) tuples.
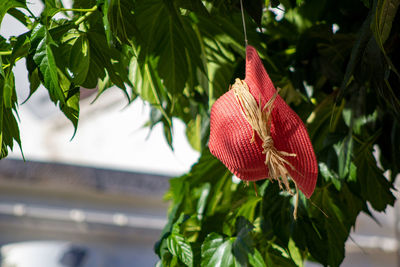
(239, 0), (248, 46)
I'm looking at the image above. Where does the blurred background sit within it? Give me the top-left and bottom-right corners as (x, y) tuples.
(0, 1), (399, 266)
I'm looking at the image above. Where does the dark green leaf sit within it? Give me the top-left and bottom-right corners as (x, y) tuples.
(25, 67), (40, 103)
(10, 33), (30, 66)
(337, 12), (372, 102)
(232, 217), (254, 266)
(372, 0), (400, 45)
(355, 148), (395, 211)
(0, 58), (21, 159)
(309, 187), (348, 266)
(7, 8), (30, 27)
(86, 31), (127, 92)
(334, 135), (353, 180)
(175, 0), (209, 16)
(243, 0), (263, 26)
(61, 85), (79, 137)
(3, 72), (14, 109)
(69, 33), (90, 85)
(41, 0), (62, 21)
(135, 0), (202, 95)
(33, 27), (65, 104)
(163, 121), (173, 150)
(264, 245), (298, 267)
(0, 0), (26, 25)
(108, 0), (137, 44)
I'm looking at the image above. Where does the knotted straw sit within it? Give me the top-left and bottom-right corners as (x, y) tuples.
(231, 78), (300, 219)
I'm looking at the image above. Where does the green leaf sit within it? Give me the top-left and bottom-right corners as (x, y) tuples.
(129, 54), (157, 104)
(288, 238), (304, 267)
(232, 217), (254, 266)
(0, 104), (21, 159)
(306, 187), (350, 266)
(81, 45), (106, 89)
(108, 0), (137, 44)
(135, 0), (202, 95)
(97, 0), (112, 45)
(69, 33), (90, 85)
(167, 232), (194, 267)
(10, 33), (30, 66)
(0, 0), (26, 25)
(33, 26), (65, 104)
(355, 148), (395, 211)
(261, 182), (293, 243)
(270, 0), (281, 8)
(196, 183), (211, 221)
(333, 135), (353, 180)
(142, 58), (171, 125)
(0, 60), (21, 159)
(41, 0), (62, 21)
(248, 249), (267, 267)
(243, 0), (263, 26)
(73, 0), (96, 9)
(2, 71), (14, 109)
(372, 0), (400, 45)
(319, 162), (341, 190)
(61, 85), (80, 137)
(201, 233), (238, 267)
(264, 245), (298, 267)
(175, 0), (209, 15)
(85, 30), (127, 92)
(25, 67), (40, 102)
(163, 120), (173, 150)
(7, 7), (30, 27)
(235, 195), (261, 222)
(337, 12), (372, 102)
(186, 114), (202, 151)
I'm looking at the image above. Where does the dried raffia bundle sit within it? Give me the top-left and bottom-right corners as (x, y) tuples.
(209, 46), (318, 219)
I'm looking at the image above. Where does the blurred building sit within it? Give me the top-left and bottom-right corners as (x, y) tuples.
(0, 158), (169, 266)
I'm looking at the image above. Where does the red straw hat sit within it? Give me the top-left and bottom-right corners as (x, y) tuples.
(209, 45), (318, 198)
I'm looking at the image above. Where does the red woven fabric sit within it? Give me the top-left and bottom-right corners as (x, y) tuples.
(209, 45), (318, 198)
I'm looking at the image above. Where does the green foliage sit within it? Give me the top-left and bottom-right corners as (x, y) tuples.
(1, 0), (400, 266)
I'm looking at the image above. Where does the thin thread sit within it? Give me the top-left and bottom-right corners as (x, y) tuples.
(239, 0), (248, 46)
(309, 198), (328, 218)
(253, 182), (259, 197)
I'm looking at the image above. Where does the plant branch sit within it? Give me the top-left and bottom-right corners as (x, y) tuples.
(0, 51), (12, 56)
(73, 5), (98, 25)
(60, 6), (98, 13)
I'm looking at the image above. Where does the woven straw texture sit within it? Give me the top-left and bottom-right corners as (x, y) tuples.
(209, 45), (318, 198)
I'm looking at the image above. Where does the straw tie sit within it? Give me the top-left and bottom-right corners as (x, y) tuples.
(231, 78), (299, 218)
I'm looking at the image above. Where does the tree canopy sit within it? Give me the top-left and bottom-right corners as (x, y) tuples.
(1, 0), (400, 266)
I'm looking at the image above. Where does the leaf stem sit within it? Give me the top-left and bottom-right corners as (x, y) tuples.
(0, 51), (12, 56)
(60, 6), (98, 13)
(26, 8), (37, 20)
(2, 56), (23, 69)
(144, 63), (172, 127)
(73, 5), (98, 25)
